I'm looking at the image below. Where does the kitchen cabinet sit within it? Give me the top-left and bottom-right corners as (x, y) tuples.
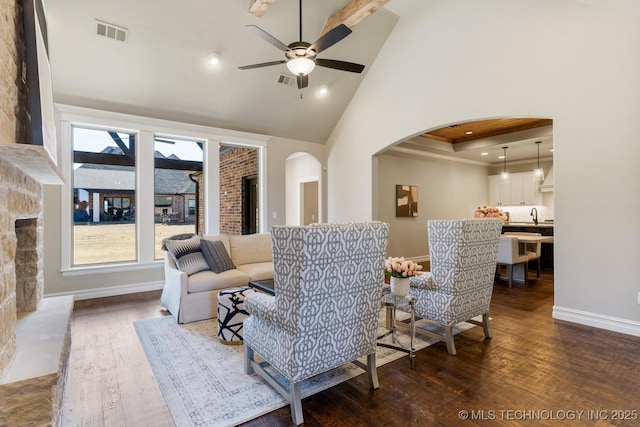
(489, 172), (540, 206)
(488, 175), (511, 206)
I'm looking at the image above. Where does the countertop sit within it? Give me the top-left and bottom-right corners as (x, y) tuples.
(503, 222), (554, 228)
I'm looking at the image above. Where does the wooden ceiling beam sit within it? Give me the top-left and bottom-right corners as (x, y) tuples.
(420, 134), (452, 144)
(319, 0), (391, 37)
(248, 0), (276, 18)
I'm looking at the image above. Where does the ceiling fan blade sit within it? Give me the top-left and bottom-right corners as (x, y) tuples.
(316, 58), (365, 73)
(246, 25), (291, 52)
(310, 24), (352, 54)
(238, 60), (286, 70)
(297, 74), (309, 89)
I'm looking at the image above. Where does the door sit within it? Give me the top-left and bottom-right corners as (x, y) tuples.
(243, 175), (258, 234)
(300, 180), (319, 225)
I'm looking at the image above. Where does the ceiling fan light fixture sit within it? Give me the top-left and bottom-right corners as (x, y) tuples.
(287, 57), (315, 76)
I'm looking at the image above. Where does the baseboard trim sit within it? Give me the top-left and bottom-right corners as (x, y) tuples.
(552, 305), (640, 337)
(45, 281), (165, 301)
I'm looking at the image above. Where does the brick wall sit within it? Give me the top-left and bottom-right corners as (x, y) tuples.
(197, 172), (204, 234)
(219, 147), (258, 235)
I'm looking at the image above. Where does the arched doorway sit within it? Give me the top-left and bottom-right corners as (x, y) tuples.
(285, 152), (322, 226)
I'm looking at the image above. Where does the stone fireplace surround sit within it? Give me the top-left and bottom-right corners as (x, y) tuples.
(1, 1), (73, 424)
(0, 158), (72, 427)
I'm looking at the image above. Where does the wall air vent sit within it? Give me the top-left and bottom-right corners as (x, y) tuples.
(95, 20), (128, 43)
(276, 73), (296, 87)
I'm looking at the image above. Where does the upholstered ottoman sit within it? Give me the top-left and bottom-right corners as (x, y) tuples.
(217, 287), (255, 344)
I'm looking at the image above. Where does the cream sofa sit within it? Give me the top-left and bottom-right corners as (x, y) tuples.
(161, 232), (273, 323)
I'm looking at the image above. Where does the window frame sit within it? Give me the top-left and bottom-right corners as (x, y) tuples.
(57, 105), (269, 276)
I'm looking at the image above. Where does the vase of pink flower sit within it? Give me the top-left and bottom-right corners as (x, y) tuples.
(474, 205), (508, 222)
(384, 256), (423, 297)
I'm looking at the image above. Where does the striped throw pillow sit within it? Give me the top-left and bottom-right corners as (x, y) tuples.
(200, 239), (236, 273)
(164, 236), (210, 276)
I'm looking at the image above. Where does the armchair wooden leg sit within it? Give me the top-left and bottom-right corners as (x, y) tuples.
(244, 342), (254, 374)
(290, 381), (303, 425)
(537, 258), (541, 277)
(482, 313), (491, 339)
(507, 265), (513, 288)
(366, 353), (379, 389)
(444, 326), (457, 355)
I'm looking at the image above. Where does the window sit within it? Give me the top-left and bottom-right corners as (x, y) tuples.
(72, 126), (136, 265)
(154, 196), (173, 207)
(154, 136), (204, 259)
(103, 197), (132, 221)
(59, 105), (268, 274)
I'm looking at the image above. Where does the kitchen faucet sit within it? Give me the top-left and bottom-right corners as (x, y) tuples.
(530, 207), (538, 225)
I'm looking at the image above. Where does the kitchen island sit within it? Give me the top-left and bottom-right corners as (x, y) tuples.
(502, 222), (554, 267)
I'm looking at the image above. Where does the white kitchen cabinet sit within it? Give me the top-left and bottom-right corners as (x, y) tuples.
(488, 175), (511, 206)
(488, 172), (540, 206)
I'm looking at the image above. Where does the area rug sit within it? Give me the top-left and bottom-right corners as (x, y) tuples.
(134, 311), (478, 427)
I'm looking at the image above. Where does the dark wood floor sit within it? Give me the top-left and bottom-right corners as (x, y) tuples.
(62, 268), (640, 426)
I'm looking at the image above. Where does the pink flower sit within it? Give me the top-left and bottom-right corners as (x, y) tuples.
(384, 256), (423, 278)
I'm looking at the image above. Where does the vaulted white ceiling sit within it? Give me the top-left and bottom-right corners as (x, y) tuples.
(44, 0), (398, 143)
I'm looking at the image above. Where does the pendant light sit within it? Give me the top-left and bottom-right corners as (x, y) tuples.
(533, 140), (544, 182)
(501, 147), (509, 182)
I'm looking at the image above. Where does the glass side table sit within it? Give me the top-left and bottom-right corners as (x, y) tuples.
(377, 293), (417, 368)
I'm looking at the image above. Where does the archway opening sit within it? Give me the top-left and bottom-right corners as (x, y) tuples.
(285, 152), (322, 226)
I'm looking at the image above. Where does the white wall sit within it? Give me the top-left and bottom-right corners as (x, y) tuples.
(326, 0), (640, 333)
(285, 153), (322, 226)
(376, 151), (489, 258)
(264, 138), (326, 229)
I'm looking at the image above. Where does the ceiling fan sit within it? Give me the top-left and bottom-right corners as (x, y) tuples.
(238, 0), (365, 89)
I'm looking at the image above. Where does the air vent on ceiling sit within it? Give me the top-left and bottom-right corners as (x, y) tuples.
(96, 20), (128, 43)
(276, 73), (296, 87)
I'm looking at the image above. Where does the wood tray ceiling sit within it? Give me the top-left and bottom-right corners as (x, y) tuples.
(421, 118), (553, 144)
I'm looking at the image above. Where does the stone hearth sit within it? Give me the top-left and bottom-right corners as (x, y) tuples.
(0, 1), (70, 424)
(0, 158), (72, 427)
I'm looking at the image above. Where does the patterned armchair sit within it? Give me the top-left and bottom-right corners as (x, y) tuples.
(243, 222), (389, 425)
(405, 219), (502, 355)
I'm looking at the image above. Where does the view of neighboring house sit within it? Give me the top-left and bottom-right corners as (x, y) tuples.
(73, 149), (197, 225)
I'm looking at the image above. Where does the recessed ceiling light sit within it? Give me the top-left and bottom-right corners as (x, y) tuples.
(480, 152), (488, 156)
(465, 131), (473, 135)
(316, 84), (329, 96)
(498, 155), (505, 159)
(550, 148), (554, 152)
(206, 52), (221, 66)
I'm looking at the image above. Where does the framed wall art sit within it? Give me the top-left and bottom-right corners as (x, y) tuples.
(396, 185), (418, 217)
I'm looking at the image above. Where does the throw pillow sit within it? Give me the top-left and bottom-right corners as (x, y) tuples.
(201, 239), (236, 273)
(164, 236), (209, 276)
(174, 252), (210, 276)
(161, 233), (196, 251)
